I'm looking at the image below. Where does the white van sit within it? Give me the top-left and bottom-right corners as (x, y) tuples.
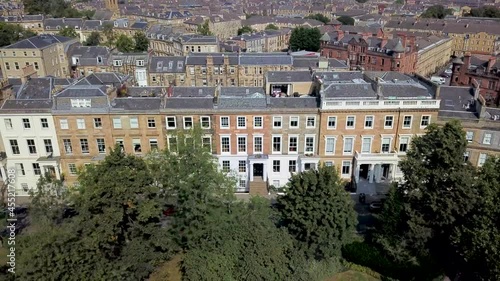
(430, 76), (446, 85)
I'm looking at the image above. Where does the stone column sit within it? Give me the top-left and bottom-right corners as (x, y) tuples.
(368, 164), (374, 183)
(249, 162), (254, 182)
(354, 164), (360, 183)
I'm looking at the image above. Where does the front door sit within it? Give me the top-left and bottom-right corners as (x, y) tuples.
(253, 163), (263, 179)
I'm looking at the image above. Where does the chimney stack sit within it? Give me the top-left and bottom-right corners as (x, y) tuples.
(375, 77), (383, 99)
(486, 56), (496, 73)
(463, 52), (472, 69)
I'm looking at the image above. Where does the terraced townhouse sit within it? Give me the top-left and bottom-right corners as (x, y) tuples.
(0, 69), (452, 198)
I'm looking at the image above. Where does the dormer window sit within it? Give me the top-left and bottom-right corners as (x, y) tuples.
(168, 61), (173, 68)
(114, 22), (118, 27)
(71, 99), (91, 108)
(113, 60), (122, 66)
(97, 56), (103, 64)
(56, 25), (60, 30)
(124, 22), (128, 27)
(177, 61), (183, 69)
(136, 60), (145, 67)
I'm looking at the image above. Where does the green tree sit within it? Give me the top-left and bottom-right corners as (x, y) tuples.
(277, 165), (357, 259)
(289, 27), (322, 52)
(133, 32), (149, 52)
(237, 25), (253, 35)
(337, 16), (355, 25)
(265, 24), (279, 30)
(115, 34), (135, 52)
(467, 6), (500, 18)
(182, 198), (308, 280)
(23, 0), (94, 18)
(58, 26), (78, 38)
(376, 121), (479, 278)
(102, 23), (115, 48)
(420, 5), (454, 19)
(146, 126), (236, 250)
(0, 22), (36, 47)
(197, 19), (212, 36)
(85, 31), (101, 46)
(305, 13), (330, 24)
(29, 172), (68, 222)
(17, 147), (174, 280)
(450, 157), (500, 280)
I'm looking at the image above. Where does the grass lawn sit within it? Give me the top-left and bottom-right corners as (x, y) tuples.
(326, 270), (380, 281)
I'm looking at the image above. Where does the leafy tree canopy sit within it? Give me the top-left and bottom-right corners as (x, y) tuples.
(375, 120), (486, 279)
(133, 32), (149, 52)
(85, 31), (101, 46)
(115, 34), (135, 53)
(0, 22), (36, 47)
(16, 147), (175, 280)
(182, 197), (309, 281)
(305, 13), (330, 24)
(265, 24), (279, 30)
(337, 16), (355, 25)
(466, 6), (500, 18)
(58, 26), (79, 38)
(23, 0), (94, 18)
(289, 27), (322, 52)
(277, 165), (357, 259)
(237, 25), (254, 35)
(420, 5), (454, 19)
(197, 19), (212, 36)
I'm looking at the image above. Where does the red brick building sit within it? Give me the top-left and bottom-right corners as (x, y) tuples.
(319, 30), (418, 73)
(450, 53), (500, 106)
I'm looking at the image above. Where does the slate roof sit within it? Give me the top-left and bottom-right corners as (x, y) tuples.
(3, 34), (74, 49)
(164, 97), (213, 109)
(186, 53), (238, 65)
(55, 85), (107, 98)
(171, 87), (215, 97)
(126, 87), (166, 97)
(180, 35), (218, 45)
(17, 77), (53, 99)
(111, 97), (162, 111)
(1, 99), (53, 110)
(268, 97), (318, 109)
(76, 73), (128, 86)
(267, 71), (312, 83)
(44, 18), (84, 30)
(438, 86), (478, 120)
(239, 54), (292, 65)
(149, 56), (186, 73)
(68, 46), (111, 66)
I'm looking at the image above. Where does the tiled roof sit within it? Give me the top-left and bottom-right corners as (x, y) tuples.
(3, 34), (74, 49)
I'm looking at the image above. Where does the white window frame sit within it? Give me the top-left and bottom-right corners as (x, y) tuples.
(289, 116), (299, 129)
(327, 116), (337, 129)
(237, 116), (246, 129)
(253, 116), (263, 129)
(466, 131), (474, 142)
(183, 116), (193, 129)
(220, 116), (230, 129)
(403, 115), (412, 129)
(288, 135), (298, 154)
(113, 117), (122, 129)
(325, 136), (336, 155)
(272, 135), (282, 154)
(306, 116), (316, 128)
(420, 115), (431, 128)
(4, 118), (13, 130)
(346, 116), (355, 129)
(304, 135), (315, 154)
(201, 116), (210, 129)
(129, 117), (139, 129)
(381, 136), (393, 153)
(343, 136), (354, 155)
(253, 135), (263, 154)
(483, 133), (492, 145)
(96, 138), (106, 154)
(478, 153), (487, 166)
(384, 115), (394, 129)
(220, 135), (231, 154)
(40, 118), (49, 129)
(341, 160), (351, 177)
(76, 118), (86, 129)
(68, 163), (77, 175)
(59, 119), (69, 130)
(399, 136), (410, 153)
(166, 116), (176, 129)
(361, 136), (373, 153)
(273, 116), (282, 129)
(364, 116), (374, 129)
(237, 135), (247, 154)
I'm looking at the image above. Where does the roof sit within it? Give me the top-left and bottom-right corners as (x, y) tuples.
(267, 71), (312, 83)
(1, 99), (53, 111)
(75, 73), (128, 86)
(171, 87), (215, 97)
(149, 56), (186, 73)
(16, 77), (53, 99)
(69, 46), (111, 66)
(3, 34), (75, 49)
(111, 97), (161, 111)
(164, 97), (213, 109)
(55, 85), (107, 98)
(438, 86), (478, 120)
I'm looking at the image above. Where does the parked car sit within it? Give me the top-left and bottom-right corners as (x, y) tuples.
(430, 76), (446, 85)
(369, 202), (383, 212)
(441, 72), (450, 78)
(444, 68), (453, 75)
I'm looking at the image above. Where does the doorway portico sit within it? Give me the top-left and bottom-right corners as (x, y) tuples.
(248, 154), (268, 182)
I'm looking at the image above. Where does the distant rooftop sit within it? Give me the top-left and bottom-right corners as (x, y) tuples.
(3, 34), (75, 49)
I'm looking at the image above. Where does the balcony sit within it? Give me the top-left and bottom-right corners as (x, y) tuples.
(322, 99), (440, 110)
(354, 151), (400, 164)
